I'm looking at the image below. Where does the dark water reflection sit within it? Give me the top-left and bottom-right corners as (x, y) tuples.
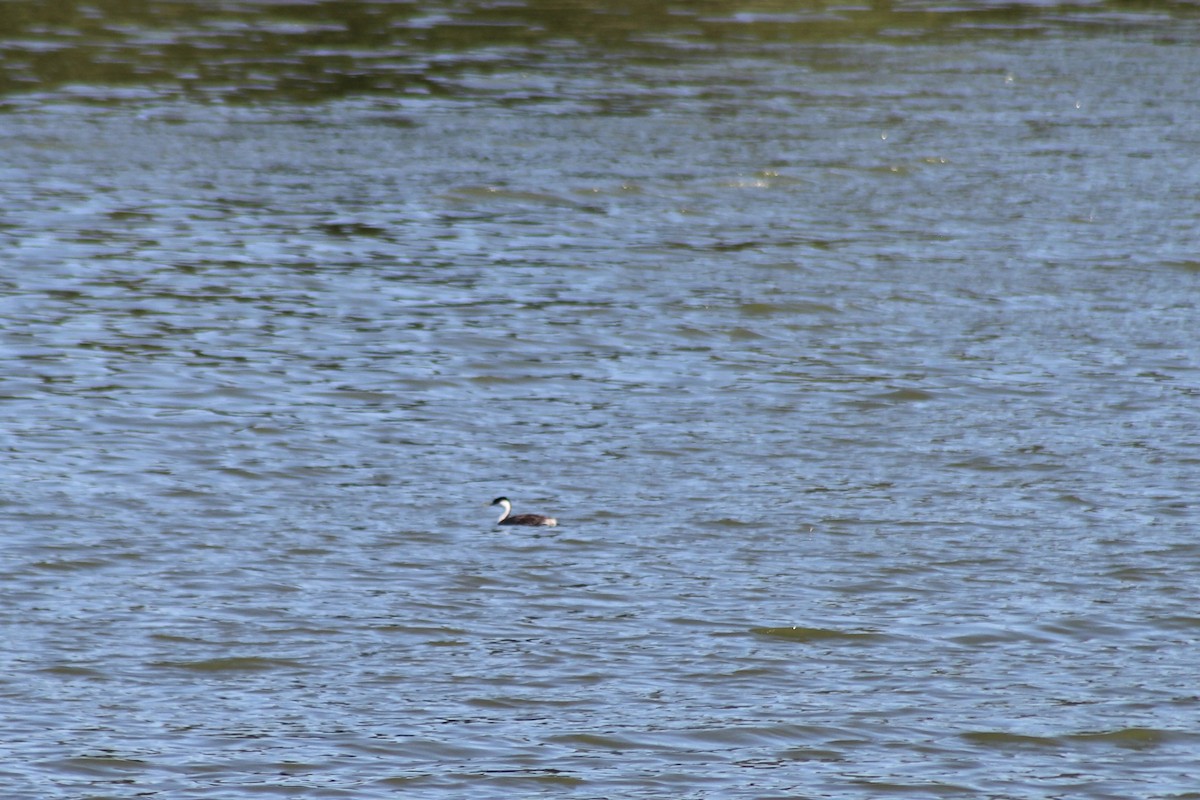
(3, 2), (1200, 799)
(3, 0), (1199, 102)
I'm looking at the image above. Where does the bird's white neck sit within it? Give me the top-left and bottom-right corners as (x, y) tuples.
(496, 499), (512, 522)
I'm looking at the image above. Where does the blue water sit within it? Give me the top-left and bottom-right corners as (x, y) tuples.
(3, 3), (1200, 797)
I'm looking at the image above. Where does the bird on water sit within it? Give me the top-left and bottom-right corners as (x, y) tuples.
(490, 497), (557, 527)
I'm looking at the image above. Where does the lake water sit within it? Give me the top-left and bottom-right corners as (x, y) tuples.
(3, 2), (1200, 797)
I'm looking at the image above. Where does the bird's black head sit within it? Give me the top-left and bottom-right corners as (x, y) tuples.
(491, 497), (509, 506)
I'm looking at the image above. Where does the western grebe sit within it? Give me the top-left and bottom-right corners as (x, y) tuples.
(490, 497), (557, 527)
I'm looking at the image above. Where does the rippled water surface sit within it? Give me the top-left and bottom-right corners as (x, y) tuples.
(3, 2), (1200, 797)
